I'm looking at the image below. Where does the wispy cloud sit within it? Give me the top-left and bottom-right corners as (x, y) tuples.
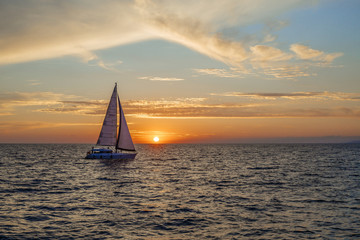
(96, 59), (123, 72)
(27, 80), (42, 86)
(1, 90), (359, 119)
(212, 91), (360, 101)
(193, 68), (244, 78)
(250, 45), (293, 62)
(123, 98), (360, 119)
(0, 91), (104, 115)
(252, 62), (312, 79)
(120, 94), (360, 119)
(0, 91), (75, 107)
(38, 100), (107, 115)
(290, 44), (343, 63)
(123, 98), (259, 119)
(139, 76), (184, 81)
(0, 1), (153, 65)
(248, 44), (342, 79)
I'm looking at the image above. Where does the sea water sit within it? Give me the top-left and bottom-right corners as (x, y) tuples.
(0, 143), (359, 239)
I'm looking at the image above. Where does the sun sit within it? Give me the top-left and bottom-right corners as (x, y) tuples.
(153, 136), (159, 143)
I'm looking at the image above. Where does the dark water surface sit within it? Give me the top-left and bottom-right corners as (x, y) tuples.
(0, 144), (359, 239)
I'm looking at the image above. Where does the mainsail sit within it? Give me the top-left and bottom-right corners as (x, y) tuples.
(97, 83), (135, 151)
(96, 84), (118, 146)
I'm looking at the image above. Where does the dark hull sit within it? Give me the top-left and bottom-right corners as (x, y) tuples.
(85, 152), (136, 159)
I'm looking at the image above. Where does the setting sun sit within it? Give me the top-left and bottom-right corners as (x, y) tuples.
(153, 136), (159, 142)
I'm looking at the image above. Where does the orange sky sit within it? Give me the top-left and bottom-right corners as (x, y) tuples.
(1, 113), (359, 144)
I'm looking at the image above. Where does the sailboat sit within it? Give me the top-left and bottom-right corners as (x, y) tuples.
(85, 83), (136, 159)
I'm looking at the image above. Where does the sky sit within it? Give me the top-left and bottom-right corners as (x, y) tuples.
(0, 0), (359, 144)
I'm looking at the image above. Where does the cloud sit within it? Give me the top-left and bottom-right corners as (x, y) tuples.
(290, 44), (323, 60)
(0, 0), (152, 65)
(248, 60), (314, 79)
(123, 98), (259, 118)
(250, 45), (293, 62)
(212, 91), (360, 101)
(27, 80), (42, 86)
(37, 97), (248, 118)
(262, 34), (277, 43)
(290, 44), (343, 63)
(96, 60), (123, 72)
(246, 44), (342, 79)
(137, 5), (249, 68)
(0, 0), (344, 82)
(123, 100), (360, 119)
(38, 100), (107, 115)
(0, 91), (75, 107)
(0, 0), (321, 69)
(1, 90), (359, 120)
(119, 95), (360, 119)
(139, 76), (184, 81)
(136, 0), (341, 77)
(193, 68), (244, 78)
(135, 1), (317, 71)
(0, 91), (105, 115)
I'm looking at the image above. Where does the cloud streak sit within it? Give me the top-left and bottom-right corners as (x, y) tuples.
(123, 99), (360, 119)
(193, 68), (244, 78)
(1, 90), (359, 120)
(0, 91), (76, 108)
(250, 45), (293, 62)
(0, 91), (105, 115)
(290, 44), (343, 63)
(212, 91), (360, 101)
(139, 76), (184, 81)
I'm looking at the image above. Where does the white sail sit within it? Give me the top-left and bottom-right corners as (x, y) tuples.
(116, 96), (136, 151)
(96, 85), (118, 146)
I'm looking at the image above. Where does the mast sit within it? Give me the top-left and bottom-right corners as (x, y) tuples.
(116, 95), (121, 151)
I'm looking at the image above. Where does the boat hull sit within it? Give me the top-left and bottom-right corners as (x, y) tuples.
(85, 152), (136, 159)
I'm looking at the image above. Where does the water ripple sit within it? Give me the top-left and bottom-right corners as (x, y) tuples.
(0, 143), (359, 239)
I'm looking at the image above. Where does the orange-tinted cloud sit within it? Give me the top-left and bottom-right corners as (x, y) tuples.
(193, 68), (244, 78)
(250, 45), (293, 62)
(139, 76), (184, 81)
(213, 91), (360, 101)
(290, 44), (343, 63)
(2, 91), (359, 119)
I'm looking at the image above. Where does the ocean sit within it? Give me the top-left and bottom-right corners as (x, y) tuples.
(0, 143), (359, 239)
